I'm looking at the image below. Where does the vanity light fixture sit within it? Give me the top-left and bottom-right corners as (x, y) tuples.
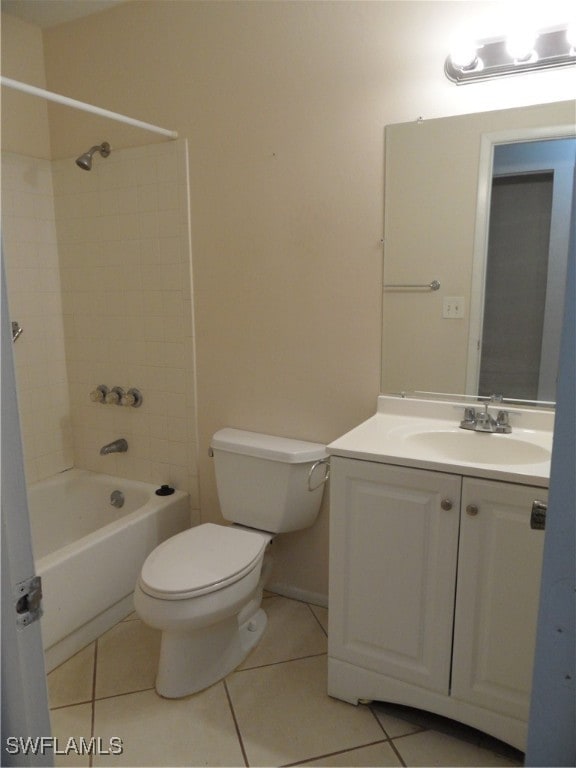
(445, 24), (576, 84)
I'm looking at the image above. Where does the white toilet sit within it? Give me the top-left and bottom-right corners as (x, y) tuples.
(134, 428), (328, 698)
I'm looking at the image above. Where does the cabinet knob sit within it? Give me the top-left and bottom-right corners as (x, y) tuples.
(466, 504), (479, 516)
(440, 498), (453, 511)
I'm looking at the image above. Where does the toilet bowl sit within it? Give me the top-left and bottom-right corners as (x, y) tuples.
(135, 428), (328, 698)
(134, 523), (272, 697)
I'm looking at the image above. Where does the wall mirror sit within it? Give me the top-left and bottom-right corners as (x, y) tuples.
(381, 100), (576, 407)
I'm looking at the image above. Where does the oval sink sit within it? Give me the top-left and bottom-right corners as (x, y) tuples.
(405, 431), (551, 465)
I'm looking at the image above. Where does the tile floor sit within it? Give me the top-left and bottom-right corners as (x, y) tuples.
(48, 594), (524, 767)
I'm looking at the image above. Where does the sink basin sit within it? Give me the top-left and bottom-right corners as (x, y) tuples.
(328, 395), (554, 484)
(404, 430), (551, 465)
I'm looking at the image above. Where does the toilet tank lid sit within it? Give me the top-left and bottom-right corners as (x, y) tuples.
(211, 428), (327, 463)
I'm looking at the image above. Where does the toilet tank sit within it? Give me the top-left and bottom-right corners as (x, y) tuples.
(211, 428), (328, 533)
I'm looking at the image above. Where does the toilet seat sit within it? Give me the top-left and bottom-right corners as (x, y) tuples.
(139, 523), (271, 600)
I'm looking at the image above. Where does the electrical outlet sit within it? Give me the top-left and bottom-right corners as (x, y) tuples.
(443, 296), (465, 319)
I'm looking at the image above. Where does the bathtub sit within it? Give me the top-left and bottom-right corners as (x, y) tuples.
(27, 468), (190, 671)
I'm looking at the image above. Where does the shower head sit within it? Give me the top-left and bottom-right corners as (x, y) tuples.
(75, 142), (111, 170)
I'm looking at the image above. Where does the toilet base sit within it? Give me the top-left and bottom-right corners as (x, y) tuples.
(155, 608), (268, 698)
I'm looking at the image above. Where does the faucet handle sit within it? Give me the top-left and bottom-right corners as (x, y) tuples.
(120, 388), (143, 408)
(105, 386), (125, 405)
(90, 385), (108, 404)
(460, 407), (476, 430)
(496, 410), (512, 433)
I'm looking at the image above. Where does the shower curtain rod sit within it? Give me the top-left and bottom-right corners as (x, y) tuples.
(1, 77), (178, 139)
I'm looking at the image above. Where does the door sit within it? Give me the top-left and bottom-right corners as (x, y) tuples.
(467, 136), (575, 401)
(451, 478), (547, 722)
(329, 457), (461, 694)
(1, 253), (52, 766)
(479, 171), (554, 400)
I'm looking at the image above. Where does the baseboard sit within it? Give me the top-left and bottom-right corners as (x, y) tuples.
(266, 581), (328, 608)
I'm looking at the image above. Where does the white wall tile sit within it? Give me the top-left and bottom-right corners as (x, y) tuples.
(54, 141), (198, 504)
(1, 152), (72, 483)
(3, 141), (198, 506)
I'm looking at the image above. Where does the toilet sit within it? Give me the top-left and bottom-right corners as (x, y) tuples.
(134, 428), (328, 698)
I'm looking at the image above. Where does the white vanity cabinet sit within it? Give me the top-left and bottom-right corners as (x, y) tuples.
(451, 478), (546, 722)
(328, 458), (461, 693)
(328, 456), (547, 750)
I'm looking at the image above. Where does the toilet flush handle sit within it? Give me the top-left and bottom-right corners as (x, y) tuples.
(308, 459), (330, 492)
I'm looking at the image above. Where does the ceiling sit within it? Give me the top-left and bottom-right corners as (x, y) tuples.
(1, 0), (128, 28)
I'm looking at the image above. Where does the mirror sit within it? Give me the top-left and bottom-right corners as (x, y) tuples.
(381, 101), (576, 406)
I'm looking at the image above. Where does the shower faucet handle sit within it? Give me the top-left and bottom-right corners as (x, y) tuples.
(120, 388), (143, 408)
(105, 386), (125, 405)
(90, 385), (109, 404)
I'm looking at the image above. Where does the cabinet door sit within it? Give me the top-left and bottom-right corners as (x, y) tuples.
(451, 478), (547, 721)
(329, 457), (461, 694)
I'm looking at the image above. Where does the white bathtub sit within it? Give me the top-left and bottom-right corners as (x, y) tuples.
(27, 468), (190, 671)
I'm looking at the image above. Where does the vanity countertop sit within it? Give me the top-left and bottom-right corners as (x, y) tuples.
(327, 395), (553, 488)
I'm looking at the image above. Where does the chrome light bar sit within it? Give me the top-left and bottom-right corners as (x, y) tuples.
(445, 26), (576, 84)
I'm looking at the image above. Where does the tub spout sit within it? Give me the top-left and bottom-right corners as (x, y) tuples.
(100, 438), (128, 455)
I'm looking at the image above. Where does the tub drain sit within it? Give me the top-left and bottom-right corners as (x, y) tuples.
(110, 490), (125, 508)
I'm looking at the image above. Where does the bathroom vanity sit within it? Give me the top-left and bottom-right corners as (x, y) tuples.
(327, 395), (553, 752)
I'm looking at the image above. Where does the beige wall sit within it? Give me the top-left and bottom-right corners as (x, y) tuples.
(3, 0), (575, 600)
(0, 14), (51, 158)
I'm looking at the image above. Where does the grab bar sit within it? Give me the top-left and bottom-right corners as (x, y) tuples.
(384, 280), (440, 291)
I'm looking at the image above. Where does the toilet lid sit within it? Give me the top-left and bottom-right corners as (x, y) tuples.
(139, 523), (271, 600)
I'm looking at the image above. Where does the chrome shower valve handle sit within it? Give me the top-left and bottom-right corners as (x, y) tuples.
(90, 385), (109, 403)
(121, 388), (143, 407)
(90, 385), (143, 406)
(105, 387), (125, 405)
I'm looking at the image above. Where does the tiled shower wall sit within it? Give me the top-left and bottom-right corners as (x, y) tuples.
(2, 141), (199, 514)
(2, 152), (73, 482)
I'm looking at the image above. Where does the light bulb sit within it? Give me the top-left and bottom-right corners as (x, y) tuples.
(506, 28), (536, 61)
(567, 22), (576, 51)
(449, 39), (479, 70)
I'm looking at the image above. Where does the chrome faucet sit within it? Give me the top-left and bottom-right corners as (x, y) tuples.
(100, 438), (128, 455)
(460, 396), (512, 434)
